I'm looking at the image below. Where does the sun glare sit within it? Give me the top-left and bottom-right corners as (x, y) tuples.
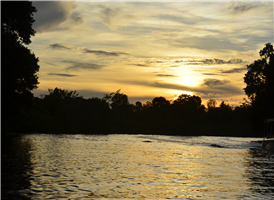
(177, 77), (199, 87)
(173, 70), (202, 88)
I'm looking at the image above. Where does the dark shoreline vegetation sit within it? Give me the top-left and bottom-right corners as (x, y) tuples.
(2, 88), (256, 137)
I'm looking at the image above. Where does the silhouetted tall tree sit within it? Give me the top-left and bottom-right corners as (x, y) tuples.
(173, 94), (203, 111)
(152, 96), (170, 108)
(2, 1), (37, 44)
(104, 89), (128, 109)
(244, 43), (274, 131)
(135, 101), (142, 112)
(2, 1), (39, 132)
(207, 99), (217, 111)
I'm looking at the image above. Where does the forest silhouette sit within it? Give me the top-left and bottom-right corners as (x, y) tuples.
(2, 2), (273, 137)
(4, 87), (256, 136)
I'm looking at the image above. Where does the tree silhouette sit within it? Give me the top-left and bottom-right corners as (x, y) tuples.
(207, 99), (217, 111)
(219, 101), (232, 110)
(2, 1), (39, 133)
(8, 85), (255, 136)
(2, 1), (36, 44)
(173, 94), (203, 111)
(244, 43), (274, 130)
(152, 96), (170, 108)
(135, 101), (143, 112)
(104, 89), (130, 110)
(47, 87), (80, 99)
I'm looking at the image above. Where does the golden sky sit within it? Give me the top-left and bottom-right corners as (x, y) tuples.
(29, 1), (273, 106)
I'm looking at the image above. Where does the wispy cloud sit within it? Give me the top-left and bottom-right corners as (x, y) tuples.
(95, 4), (139, 30)
(82, 48), (129, 57)
(63, 61), (105, 70)
(33, 1), (75, 32)
(70, 12), (83, 24)
(173, 36), (253, 52)
(221, 67), (247, 74)
(129, 64), (149, 67)
(202, 73), (219, 76)
(48, 73), (77, 77)
(43, 62), (57, 66)
(156, 74), (177, 77)
(114, 78), (243, 97)
(154, 13), (215, 26)
(49, 43), (71, 50)
(184, 58), (247, 65)
(227, 2), (263, 15)
(30, 1), (272, 105)
(202, 78), (228, 87)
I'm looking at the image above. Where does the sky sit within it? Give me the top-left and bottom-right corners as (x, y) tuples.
(29, 0), (273, 106)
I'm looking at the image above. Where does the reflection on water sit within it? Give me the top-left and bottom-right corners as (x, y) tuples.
(245, 150), (274, 198)
(2, 134), (33, 200)
(2, 134), (274, 199)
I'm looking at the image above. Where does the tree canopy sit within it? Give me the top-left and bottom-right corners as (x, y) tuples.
(2, 1), (37, 45)
(244, 43), (274, 129)
(22, 89), (253, 136)
(2, 1), (40, 133)
(103, 89), (130, 110)
(2, 1), (39, 95)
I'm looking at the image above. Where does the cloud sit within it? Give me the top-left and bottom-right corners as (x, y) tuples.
(48, 73), (77, 77)
(174, 60), (186, 63)
(33, 1), (76, 32)
(156, 81), (242, 97)
(225, 59), (247, 64)
(129, 64), (149, 67)
(156, 74), (177, 77)
(95, 4), (139, 30)
(202, 73), (219, 76)
(63, 61), (105, 70)
(70, 12), (83, 24)
(154, 13), (214, 26)
(154, 14), (186, 24)
(49, 43), (71, 50)
(114, 78), (243, 98)
(227, 2), (263, 15)
(184, 58), (247, 65)
(82, 48), (129, 57)
(202, 78), (228, 87)
(173, 36), (252, 52)
(221, 67), (247, 73)
(43, 62), (57, 66)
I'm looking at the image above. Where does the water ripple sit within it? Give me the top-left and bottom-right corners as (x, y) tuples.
(2, 134), (274, 199)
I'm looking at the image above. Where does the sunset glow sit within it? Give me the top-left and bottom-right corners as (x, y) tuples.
(29, 1), (273, 105)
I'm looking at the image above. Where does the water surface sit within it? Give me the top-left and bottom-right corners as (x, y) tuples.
(2, 134), (274, 199)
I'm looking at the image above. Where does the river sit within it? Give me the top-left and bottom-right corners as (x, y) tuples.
(2, 134), (274, 199)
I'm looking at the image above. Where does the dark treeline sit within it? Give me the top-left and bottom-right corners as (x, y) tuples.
(9, 88), (254, 137)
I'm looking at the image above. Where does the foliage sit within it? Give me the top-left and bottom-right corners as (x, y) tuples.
(103, 89), (129, 110)
(2, 1), (39, 133)
(152, 97), (170, 108)
(22, 88), (254, 136)
(244, 43), (274, 131)
(2, 36), (40, 96)
(207, 99), (217, 111)
(47, 87), (81, 99)
(29, 88), (111, 134)
(2, 1), (37, 45)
